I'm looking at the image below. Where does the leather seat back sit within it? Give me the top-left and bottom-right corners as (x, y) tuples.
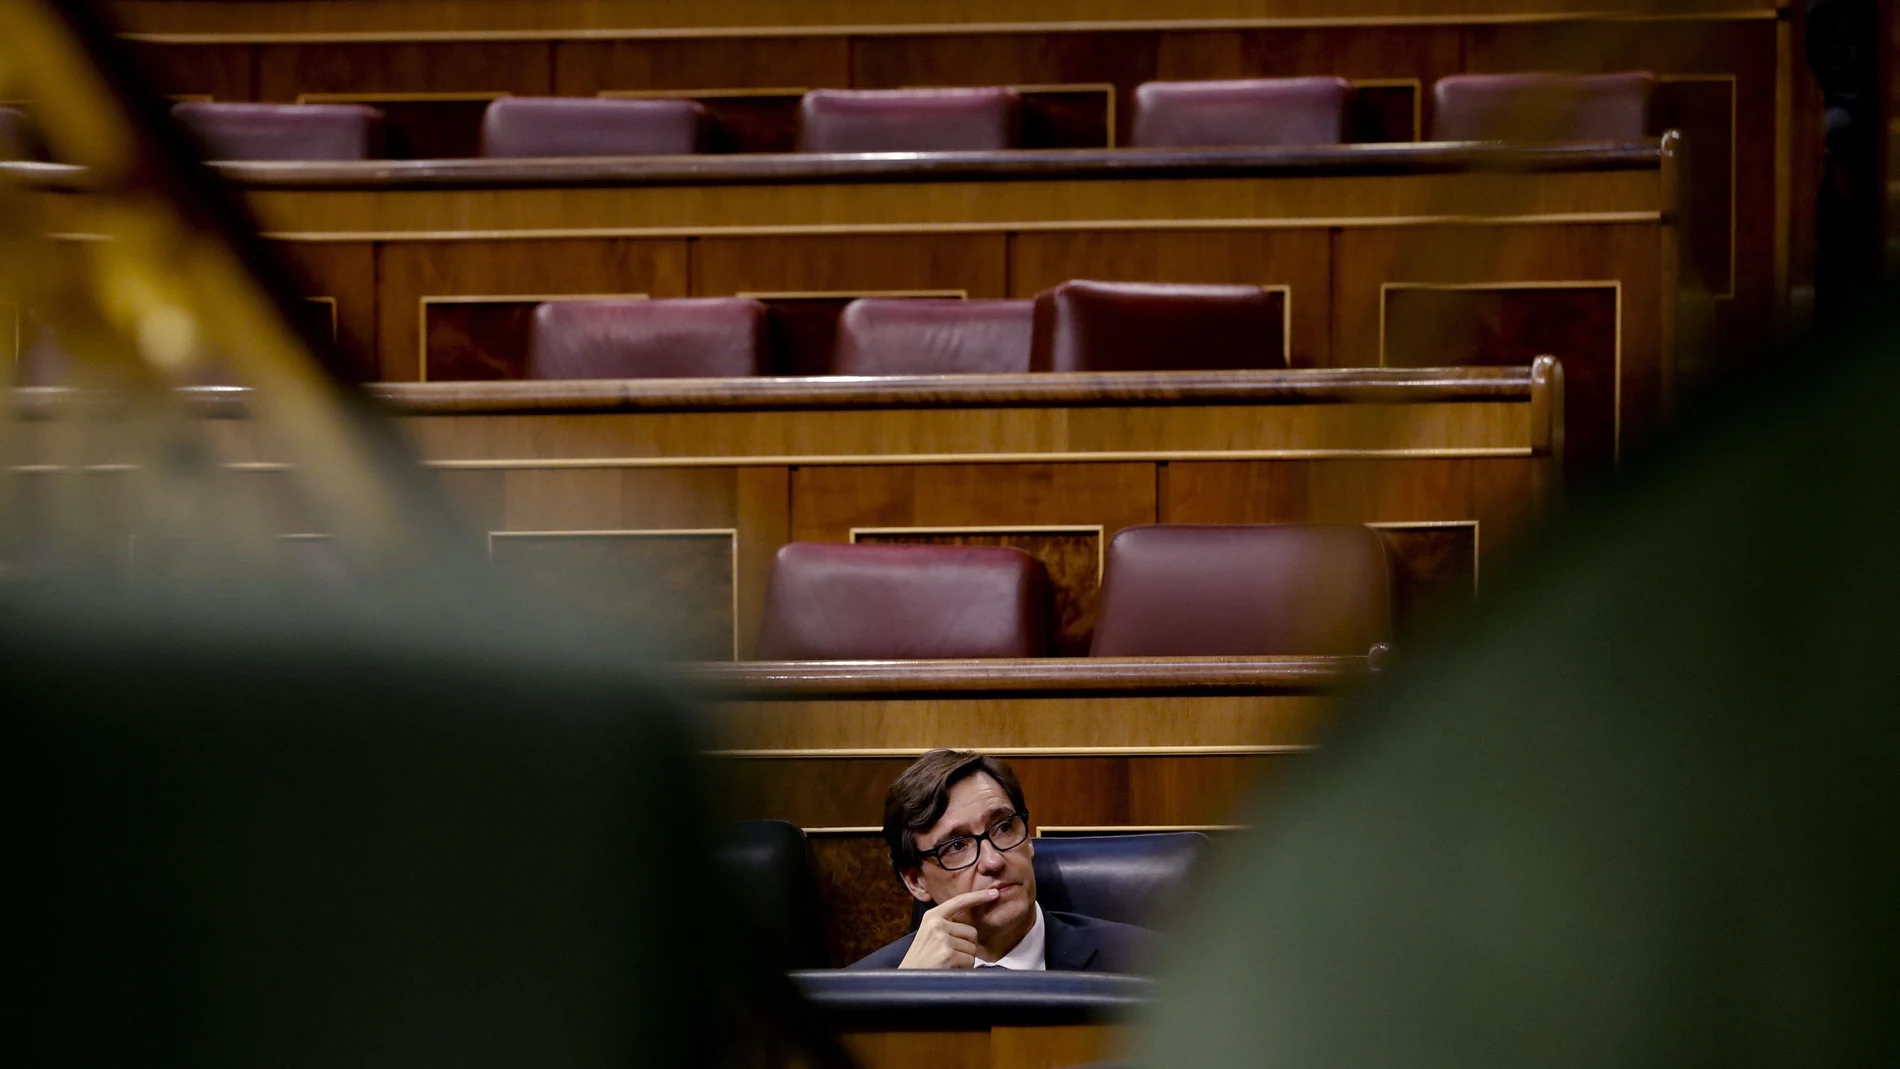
(833, 299), (1035, 375)
(1131, 77), (1353, 148)
(528, 298), (767, 380)
(480, 97), (710, 158)
(1032, 833), (1208, 929)
(796, 88), (1021, 153)
(1090, 524), (1393, 656)
(172, 102), (385, 161)
(1030, 281), (1287, 372)
(753, 542), (1050, 660)
(1431, 71), (1656, 142)
(717, 821), (829, 970)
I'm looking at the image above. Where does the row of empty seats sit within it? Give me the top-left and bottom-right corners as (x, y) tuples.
(530, 282), (1282, 379)
(160, 72), (1655, 161)
(749, 525), (1393, 660)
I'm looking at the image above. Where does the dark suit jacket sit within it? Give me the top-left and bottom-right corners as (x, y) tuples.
(848, 909), (1156, 972)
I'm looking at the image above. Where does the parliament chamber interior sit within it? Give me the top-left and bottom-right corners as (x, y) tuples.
(7, 1), (1895, 1068)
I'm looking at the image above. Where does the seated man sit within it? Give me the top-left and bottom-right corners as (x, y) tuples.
(850, 749), (1156, 971)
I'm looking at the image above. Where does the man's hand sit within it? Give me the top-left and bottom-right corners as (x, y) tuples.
(897, 888), (999, 969)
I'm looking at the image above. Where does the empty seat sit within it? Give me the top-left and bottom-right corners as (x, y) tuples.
(833, 298), (1035, 375)
(753, 542), (1049, 660)
(718, 821), (829, 970)
(1030, 281), (1287, 373)
(1131, 77), (1353, 148)
(1033, 832), (1207, 929)
(171, 102), (384, 161)
(480, 96), (710, 158)
(1090, 525), (1392, 656)
(1430, 72), (1655, 142)
(796, 88), (1021, 153)
(528, 298), (766, 380)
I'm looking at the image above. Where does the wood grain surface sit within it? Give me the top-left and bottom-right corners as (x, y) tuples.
(367, 365), (1545, 413)
(206, 140), (1663, 190)
(688, 656), (1363, 699)
(109, 0), (1774, 39)
(720, 753), (1298, 828)
(109, 0), (1786, 354)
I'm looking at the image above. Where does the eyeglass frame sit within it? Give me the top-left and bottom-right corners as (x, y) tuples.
(916, 810), (1032, 872)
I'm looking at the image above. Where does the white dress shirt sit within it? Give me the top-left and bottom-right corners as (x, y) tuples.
(975, 903), (1047, 970)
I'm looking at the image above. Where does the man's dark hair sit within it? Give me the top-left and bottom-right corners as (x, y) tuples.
(883, 749), (1028, 875)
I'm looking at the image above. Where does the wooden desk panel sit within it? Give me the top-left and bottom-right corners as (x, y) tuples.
(1334, 219), (1666, 470)
(988, 1025), (1116, 1069)
(844, 1031), (992, 1069)
(357, 364), (1559, 657)
(721, 752), (1293, 828)
(839, 1024), (1116, 1069)
(842, 1024), (1116, 1069)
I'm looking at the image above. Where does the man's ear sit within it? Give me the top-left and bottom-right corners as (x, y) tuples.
(898, 867), (933, 904)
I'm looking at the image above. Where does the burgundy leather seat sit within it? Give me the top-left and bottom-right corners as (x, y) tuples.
(1131, 77), (1353, 148)
(1090, 525), (1392, 656)
(753, 542), (1050, 660)
(480, 96), (710, 158)
(833, 299), (1035, 375)
(171, 102), (385, 161)
(796, 88), (1021, 153)
(1030, 281), (1287, 372)
(528, 298), (766, 380)
(1430, 72), (1655, 142)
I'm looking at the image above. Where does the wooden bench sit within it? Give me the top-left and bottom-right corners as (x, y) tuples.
(109, 0), (1786, 345)
(347, 362), (1563, 663)
(83, 141), (1657, 472)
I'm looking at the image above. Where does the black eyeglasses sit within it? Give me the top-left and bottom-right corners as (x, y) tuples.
(918, 811), (1030, 872)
